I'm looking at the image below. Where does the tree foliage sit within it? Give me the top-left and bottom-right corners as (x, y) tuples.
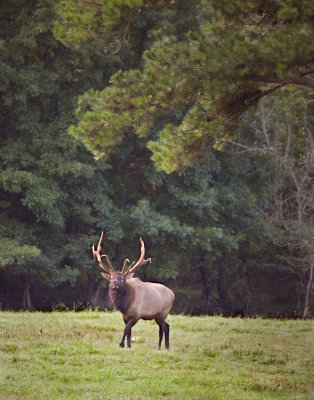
(234, 86), (314, 317)
(55, 0), (314, 172)
(0, 0), (312, 316)
(0, 0), (117, 308)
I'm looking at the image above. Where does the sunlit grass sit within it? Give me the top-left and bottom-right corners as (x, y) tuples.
(0, 312), (313, 399)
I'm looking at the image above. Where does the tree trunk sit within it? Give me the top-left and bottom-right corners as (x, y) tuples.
(295, 280), (301, 314)
(217, 268), (231, 312)
(302, 261), (313, 318)
(22, 279), (33, 311)
(87, 274), (104, 308)
(199, 264), (210, 304)
(89, 278), (104, 307)
(245, 289), (251, 316)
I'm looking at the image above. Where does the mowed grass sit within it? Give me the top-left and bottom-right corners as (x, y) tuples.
(0, 312), (313, 399)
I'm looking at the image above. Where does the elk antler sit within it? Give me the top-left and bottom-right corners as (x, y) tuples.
(125, 237), (151, 275)
(121, 258), (130, 274)
(92, 232), (113, 274)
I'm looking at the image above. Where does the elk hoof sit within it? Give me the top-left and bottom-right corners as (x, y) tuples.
(119, 342), (125, 348)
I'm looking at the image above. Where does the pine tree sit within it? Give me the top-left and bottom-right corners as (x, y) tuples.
(55, 0), (314, 172)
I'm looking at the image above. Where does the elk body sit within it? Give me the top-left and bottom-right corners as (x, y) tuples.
(92, 233), (175, 349)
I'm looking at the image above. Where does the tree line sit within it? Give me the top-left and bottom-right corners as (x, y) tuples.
(0, 0), (313, 317)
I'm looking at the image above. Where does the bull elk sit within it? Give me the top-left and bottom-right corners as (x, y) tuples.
(92, 232), (175, 349)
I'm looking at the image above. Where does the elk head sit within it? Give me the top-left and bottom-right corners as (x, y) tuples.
(92, 232), (151, 291)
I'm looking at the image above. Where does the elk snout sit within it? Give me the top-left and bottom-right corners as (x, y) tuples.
(112, 279), (121, 289)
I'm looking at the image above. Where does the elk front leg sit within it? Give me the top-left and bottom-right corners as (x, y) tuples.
(120, 317), (138, 348)
(123, 317), (132, 348)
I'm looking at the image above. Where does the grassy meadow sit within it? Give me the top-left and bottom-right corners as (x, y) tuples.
(0, 311), (313, 399)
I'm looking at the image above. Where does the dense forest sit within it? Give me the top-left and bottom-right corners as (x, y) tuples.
(0, 0), (313, 317)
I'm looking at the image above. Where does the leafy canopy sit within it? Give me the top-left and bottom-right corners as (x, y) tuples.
(0, 0), (116, 288)
(55, 0), (314, 172)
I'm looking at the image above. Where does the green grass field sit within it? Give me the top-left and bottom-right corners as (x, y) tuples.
(0, 312), (313, 399)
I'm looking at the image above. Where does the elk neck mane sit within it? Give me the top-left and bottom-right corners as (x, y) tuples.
(109, 277), (141, 314)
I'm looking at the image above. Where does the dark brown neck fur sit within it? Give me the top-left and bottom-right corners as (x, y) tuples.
(109, 281), (135, 315)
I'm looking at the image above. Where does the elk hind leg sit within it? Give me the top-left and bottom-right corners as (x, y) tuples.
(164, 321), (170, 350)
(155, 315), (165, 349)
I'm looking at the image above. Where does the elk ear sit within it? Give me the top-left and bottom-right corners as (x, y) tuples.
(126, 272), (134, 279)
(101, 272), (110, 281)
